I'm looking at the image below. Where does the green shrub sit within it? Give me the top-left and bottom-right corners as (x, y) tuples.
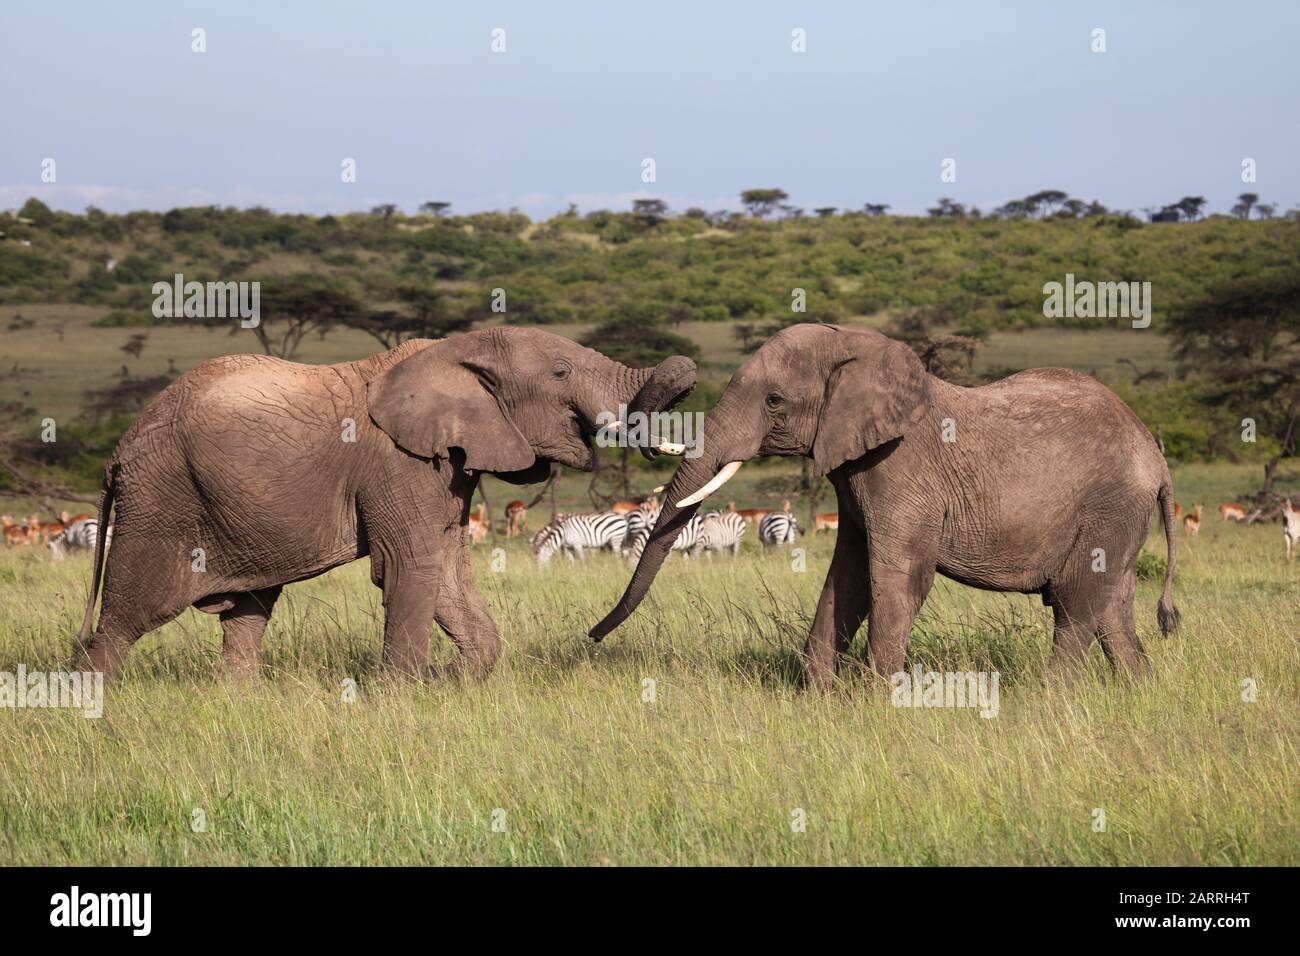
(1135, 552), (1167, 581)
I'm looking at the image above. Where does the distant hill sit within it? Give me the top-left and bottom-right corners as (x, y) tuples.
(3, 201), (1297, 337)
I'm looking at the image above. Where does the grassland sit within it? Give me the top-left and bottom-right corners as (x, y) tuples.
(1, 262), (1295, 865)
(0, 461), (1295, 865)
(0, 300), (1175, 453)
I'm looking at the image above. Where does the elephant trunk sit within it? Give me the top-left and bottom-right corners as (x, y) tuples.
(589, 356), (697, 436)
(589, 398), (752, 642)
(627, 356), (697, 420)
(588, 452), (713, 641)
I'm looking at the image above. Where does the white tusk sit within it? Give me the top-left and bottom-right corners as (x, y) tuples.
(677, 461), (743, 507)
(604, 420), (624, 434)
(652, 484), (666, 494)
(656, 441), (686, 455)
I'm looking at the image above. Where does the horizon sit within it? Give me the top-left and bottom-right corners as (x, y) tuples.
(0, 188), (1276, 222)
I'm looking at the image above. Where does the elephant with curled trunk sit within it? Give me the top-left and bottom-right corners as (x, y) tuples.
(590, 324), (1179, 688)
(76, 328), (695, 680)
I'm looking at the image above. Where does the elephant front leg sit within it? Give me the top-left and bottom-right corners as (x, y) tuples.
(433, 544), (501, 680)
(379, 559), (446, 679)
(864, 539), (938, 680)
(803, 519), (870, 691)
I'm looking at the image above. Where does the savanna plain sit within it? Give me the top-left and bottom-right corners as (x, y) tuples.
(0, 459), (1295, 866)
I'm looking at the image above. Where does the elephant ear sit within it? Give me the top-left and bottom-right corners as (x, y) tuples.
(367, 345), (535, 473)
(812, 329), (931, 477)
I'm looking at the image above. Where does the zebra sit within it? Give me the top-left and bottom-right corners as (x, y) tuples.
(758, 511), (799, 547)
(529, 514), (570, 553)
(49, 517), (111, 561)
(622, 507), (650, 552)
(626, 506), (705, 561)
(697, 511), (746, 557)
(535, 512), (629, 566)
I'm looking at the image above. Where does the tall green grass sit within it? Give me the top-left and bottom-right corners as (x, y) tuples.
(0, 463), (1295, 865)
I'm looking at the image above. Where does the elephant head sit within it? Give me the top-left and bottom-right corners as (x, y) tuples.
(589, 323), (929, 641)
(368, 327), (697, 477)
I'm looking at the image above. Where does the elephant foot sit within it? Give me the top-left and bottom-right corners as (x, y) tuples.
(221, 657), (263, 685)
(427, 654), (497, 685)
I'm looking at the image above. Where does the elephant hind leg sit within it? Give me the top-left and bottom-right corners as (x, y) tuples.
(76, 534), (206, 677)
(78, 595), (189, 678)
(1045, 603), (1098, 681)
(217, 587), (282, 681)
(1095, 572), (1150, 679)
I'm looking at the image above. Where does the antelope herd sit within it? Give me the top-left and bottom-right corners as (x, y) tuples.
(1171, 497), (1300, 561)
(4, 496), (1298, 565)
(1, 511), (107, 558)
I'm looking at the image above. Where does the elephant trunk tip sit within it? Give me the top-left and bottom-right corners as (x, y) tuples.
(589, 597), (637, 642)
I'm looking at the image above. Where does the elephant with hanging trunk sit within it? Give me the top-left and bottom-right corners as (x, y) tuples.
(75, 327), (695, 680)
(590, 324), (1179, 687)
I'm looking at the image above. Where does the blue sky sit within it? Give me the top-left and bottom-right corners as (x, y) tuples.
(2, 0), (1296, 218)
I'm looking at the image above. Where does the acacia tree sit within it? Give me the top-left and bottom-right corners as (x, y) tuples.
(740, 188), (789, 218)
(927, 197), (966, 218)
(1232, 193), (1259, 219)
(1174, 196), (1206, 221)
(1168, 273), (1300, 492)
(632, 198), (669, 230)
(732, 322), (759, 351)
(245, 275), (361, 360)
(1027, 190), (1068, 217)
(344, 284), (474, 349)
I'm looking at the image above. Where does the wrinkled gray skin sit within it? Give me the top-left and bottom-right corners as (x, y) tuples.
(591, 324), (1179, 687)
(76, 328), (695, 680)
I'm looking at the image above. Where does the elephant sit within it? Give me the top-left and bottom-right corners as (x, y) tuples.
(590, 323), (1179, 688)
(75, 328), (696, 680)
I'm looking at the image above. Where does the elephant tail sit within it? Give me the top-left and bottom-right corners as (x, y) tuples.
(1156, 479), (1180, 636)
(76, 462), (117, 647)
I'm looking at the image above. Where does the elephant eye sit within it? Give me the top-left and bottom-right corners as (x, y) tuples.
(551, 361), (571, 381)
(765, 393), (783, 409)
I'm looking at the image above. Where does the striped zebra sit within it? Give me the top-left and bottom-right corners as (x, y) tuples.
(626, 506), (705, 561)
(535, 511), (629, 566)
(529, 514), (569, 553)
(757, 511), (799, 547)
(697, 511), (746, 557)
(49, 517), (111, 561)
(622, 507), (651, 552)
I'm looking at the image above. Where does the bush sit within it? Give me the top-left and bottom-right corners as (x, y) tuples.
(1135, 552), (1167, 582)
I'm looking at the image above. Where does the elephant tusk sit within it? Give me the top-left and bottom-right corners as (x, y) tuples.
(655, 441), (687, 456)
(652, 485), (666, 494)
(677, 461), (743, 507)
(604, 420), (624, 434)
